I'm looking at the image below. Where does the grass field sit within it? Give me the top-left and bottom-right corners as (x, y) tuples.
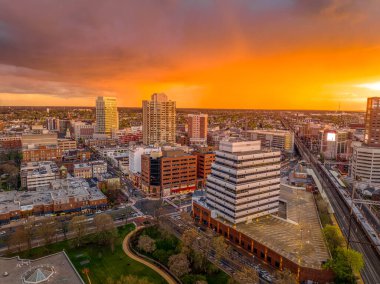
(12, 224), (167, 284)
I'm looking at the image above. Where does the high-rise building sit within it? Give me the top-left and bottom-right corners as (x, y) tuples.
(46, 117), (60, 131)
(364, 97), (380, 147)
(205, 140), (281, 224)
(96, 96), (119, 135)
(188, 114), (208, 145)
(142, 93), (176, 145)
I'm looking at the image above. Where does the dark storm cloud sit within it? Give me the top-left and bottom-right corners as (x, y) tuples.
(0, 0), (379, 100)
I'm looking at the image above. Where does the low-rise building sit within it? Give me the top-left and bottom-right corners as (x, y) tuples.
(192, 146), (215, 188)
(0, 178), (107, 224)
(20, 161), (60, 190)
(243, 129), (294, 153)
(141, 149), (197, 197)
(58, 138), (77, 151)
(22, 145), (62, 162)
(0, 136), (22, 152)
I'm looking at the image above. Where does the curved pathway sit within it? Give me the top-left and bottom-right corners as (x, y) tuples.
(122, 226), (177, 284)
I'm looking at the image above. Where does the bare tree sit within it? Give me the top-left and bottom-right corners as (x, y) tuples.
(69, 215), (88, 247)
(137, 235), (156, 253)
(211, 235), (228, 261)
(8, 226), (27, 252)
(233, 266), (259, 284)
(37, 217), (57, 245)
(168, 253), (191, 277)
(275, 269), (297, 284)
(181, 228), (198, 256)
(94, 213), (117, 252)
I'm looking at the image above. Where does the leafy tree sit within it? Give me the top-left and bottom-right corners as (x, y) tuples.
(37, 217), (57, 245)
(137, 235), (156, 254)
(168, 253), (191, 277)
(69, 215), (88, 247)
(325, 248), (364, 284)
(323, 225), (344, 255)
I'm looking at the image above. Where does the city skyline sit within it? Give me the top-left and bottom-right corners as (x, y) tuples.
(1, 1), (380, 110)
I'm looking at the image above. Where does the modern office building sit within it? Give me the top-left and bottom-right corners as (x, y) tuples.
(244, 129), (294, 153)
(364, 97), (380, 147)
(188, 114), (208, 145)
(205, 140), (281, 224)
(96, 96), (119, 135)
(141, 149), (197, 197)
(350, 145), (380, 184)
(142, 93), (176, 145)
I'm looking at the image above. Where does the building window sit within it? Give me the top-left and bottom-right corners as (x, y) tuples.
(275, 261), (280, 268)
(267, 256), (272, 264)
(253, 248), (257, 254)
(260, 251), (265, 259)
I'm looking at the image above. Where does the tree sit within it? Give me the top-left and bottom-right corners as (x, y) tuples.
(275, 269), (297, 284)
(211, 235), (228, 261)
(137, 235), (156, 254)
(325, 247), (364, 284)
(168, 253), (191, 277)
(69, 215), (88, 247)
(94, 213), (117, 252)
(37, 217), (57, 245)
(23, 220), (35, 251)
(8, 226), (27, 252)
(323, 225), (344, 255)
(181, 228), (198, 257)
(233, 266), (258, 284)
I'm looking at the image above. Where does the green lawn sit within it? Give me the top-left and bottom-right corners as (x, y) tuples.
(11, 224), (166, 284)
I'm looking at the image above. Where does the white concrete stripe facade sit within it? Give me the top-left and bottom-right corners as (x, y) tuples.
(206, 140), (281, 224)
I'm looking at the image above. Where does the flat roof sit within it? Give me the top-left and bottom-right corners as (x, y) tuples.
(213, 185), (330, 269)
(0, 251), (84, 284)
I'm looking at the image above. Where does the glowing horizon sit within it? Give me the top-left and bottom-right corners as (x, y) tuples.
(1, 1), (380, 111)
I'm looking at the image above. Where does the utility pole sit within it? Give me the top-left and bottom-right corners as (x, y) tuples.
(347, 176), (360, 249)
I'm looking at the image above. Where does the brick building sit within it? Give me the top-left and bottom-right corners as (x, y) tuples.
(141, 149), (197, 197)
(192, 146), (215, 188)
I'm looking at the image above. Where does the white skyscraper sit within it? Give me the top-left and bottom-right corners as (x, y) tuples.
(206, 140), (281, 224)
(96, 96), (119, 135)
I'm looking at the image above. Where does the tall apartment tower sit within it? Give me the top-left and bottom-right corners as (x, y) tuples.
(206, 140), (281, 224)
(364, 97), (380, 147)
(188, 114), (208, 145)
(96, 96), (119, 135)
(142, 93), (176, 145)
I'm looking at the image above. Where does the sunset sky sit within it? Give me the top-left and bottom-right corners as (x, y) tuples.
(1, 0), (380, 110)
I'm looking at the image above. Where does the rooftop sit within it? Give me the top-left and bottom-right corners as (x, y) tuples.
(0, 251), (83, 284)
(210, 185), (330, 269)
